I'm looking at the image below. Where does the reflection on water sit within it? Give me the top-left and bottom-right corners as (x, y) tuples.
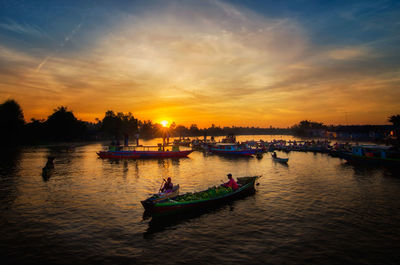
(1, 136), (400, 265)
(143, 201), (237, 238)
(0, 147), (22, 211)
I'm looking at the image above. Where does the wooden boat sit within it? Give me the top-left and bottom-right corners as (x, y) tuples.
(210, 143), (255, 156)
(144, 176), (259, 215)
(344, 145), (400, 166)
(141, 185), (180, 210)
(97, 145), (193, 159)
(42, 167), (54, 181)
(272, 155), (289, 163)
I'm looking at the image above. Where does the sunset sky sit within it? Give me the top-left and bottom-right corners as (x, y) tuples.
(0, 0), (399, 127)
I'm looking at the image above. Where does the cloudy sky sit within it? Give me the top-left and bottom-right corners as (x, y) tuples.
(0, 0), (399, 127)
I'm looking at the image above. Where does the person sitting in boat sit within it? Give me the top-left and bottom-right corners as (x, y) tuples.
(161, 177), (174, 193)
(44, 156), (55, 170)
(223, 173), (238, 190)
(272, 152), (277, 158)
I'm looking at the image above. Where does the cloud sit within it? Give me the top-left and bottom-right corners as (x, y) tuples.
(0, 0), (399, 126)
(0, 19), (50, 38)
(326, 47), (370, 60)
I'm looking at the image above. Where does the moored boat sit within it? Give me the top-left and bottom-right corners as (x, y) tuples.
(141, 185), (180, 211)
(210, 143), (255, 156)
(145, 176), (259, 215)
(97, 144), (193, 159)
(344, 145), (400, 166)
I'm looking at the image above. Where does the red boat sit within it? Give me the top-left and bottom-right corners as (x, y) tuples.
(97, 145), (193, 159)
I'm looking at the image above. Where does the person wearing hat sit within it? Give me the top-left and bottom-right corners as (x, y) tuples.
(161, 177), (174, 193)
(223, 173), (238, 190)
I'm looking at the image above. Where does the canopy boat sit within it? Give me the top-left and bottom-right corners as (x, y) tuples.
(97, 144), (193, 159)
(344, 145), (400, 166)
(210, 143), (255, 156)
(272, 155), (289, 163)
(143, 176), (260, 215)
(141, 185), (180, 211)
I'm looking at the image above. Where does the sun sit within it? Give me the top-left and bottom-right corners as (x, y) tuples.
(160, 120), (169, 127)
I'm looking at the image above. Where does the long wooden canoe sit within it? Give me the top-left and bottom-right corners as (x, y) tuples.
(141, 185), (180, 210)
(144, 176), (260, 216)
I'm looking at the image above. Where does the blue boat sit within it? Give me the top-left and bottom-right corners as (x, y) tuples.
(210, 143), (255, 156)
(345, 145), (400, 166)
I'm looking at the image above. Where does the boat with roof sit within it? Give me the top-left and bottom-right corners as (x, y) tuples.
(97, 144), (193, 159)
(344, 144), (400, 166)
(210, 143), (256, 156)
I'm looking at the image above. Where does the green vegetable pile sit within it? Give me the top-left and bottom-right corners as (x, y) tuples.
(173, 186), (233, 202)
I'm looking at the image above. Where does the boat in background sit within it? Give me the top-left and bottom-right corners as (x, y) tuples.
(344, 145), (400, 166)
(210, 143), (255, 156)
(97, 144), (193, 159)
(272, 155), (289, 163)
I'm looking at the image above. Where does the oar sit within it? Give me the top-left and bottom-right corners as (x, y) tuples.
(158, 178), (166, 193)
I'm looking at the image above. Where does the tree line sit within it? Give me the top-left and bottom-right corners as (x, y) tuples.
(0, 99), (398, 146)
(0, 99), (289, 145)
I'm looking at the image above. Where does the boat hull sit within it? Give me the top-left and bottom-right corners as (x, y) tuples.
(148, 176), (259, 216)
(345, 155), (400, 166)
(97, 150), (193, 159)
(272, 156), (289, 163)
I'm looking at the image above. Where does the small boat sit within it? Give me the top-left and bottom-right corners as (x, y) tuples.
(141, 185), (180, 211)
(272, 155), (289, 163)
(42, 167), (54, 180)
(210, 143), (255, 156)
(144, 176), (259, 216)
(42, 156), (55, 180)
(97, 144), (193, 159)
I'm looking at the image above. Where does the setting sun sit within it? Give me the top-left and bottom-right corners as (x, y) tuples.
(160, 120), (169, 127)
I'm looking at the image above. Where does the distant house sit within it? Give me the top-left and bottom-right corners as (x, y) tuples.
(329, 125), (392, 141)
(304, 128), (326, 137)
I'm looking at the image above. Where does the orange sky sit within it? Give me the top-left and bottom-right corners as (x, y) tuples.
(0, 1), (399, 128)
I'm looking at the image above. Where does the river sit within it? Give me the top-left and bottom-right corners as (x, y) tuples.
(1, 135), (399, 264)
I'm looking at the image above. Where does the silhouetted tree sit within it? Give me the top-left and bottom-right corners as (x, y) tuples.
(45, 106), (86, 141)
(291, 120), (326, 136)
(101, 111), (138, 139)
(174, 125), (188, 137)
(25, 118), (46, 143)
(0, 99), (25, 145)
(189, 124), (200, 136)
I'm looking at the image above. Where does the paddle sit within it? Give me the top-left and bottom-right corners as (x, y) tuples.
(220, 180), (227, 187)
(158, 178), (166, 193)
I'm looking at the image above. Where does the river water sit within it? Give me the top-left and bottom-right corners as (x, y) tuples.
(1, 135), (399, 265)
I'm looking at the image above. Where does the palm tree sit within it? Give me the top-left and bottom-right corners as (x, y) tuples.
(388, 115), (400, 127)
(388, 115), (400, 145)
